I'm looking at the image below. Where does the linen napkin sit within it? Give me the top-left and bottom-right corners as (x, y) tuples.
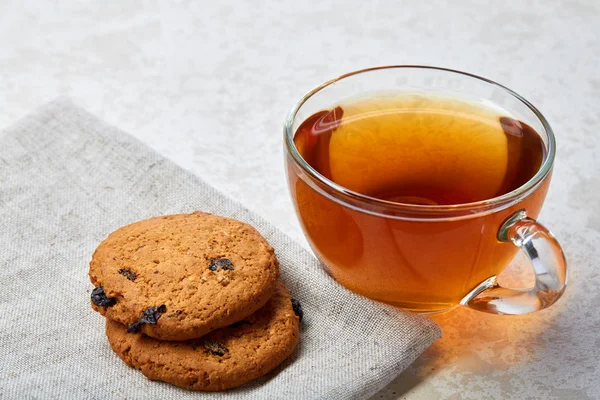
(0, 98), (441, 400)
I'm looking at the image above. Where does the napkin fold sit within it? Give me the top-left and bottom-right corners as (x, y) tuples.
(0, 99), (440, 400)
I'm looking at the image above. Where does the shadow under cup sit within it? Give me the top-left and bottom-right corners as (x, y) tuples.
(284, 66), (567, 315)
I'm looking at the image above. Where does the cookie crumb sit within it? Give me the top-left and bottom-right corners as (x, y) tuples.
(216, 275), (231, 286)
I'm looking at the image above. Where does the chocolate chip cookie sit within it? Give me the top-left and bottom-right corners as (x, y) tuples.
(106, 282), (300, 391)
(90, 212), (279, 341)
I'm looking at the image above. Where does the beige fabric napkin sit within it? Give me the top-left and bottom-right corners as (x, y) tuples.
(0, 98), (440, 400)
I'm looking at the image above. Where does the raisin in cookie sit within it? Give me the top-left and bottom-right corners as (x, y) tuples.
(89, 212), (279, 341)
(106, 282), (300, 391)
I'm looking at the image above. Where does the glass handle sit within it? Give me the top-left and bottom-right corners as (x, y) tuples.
(461, 210), (568, 315)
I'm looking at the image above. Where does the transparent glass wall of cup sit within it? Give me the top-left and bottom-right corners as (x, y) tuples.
(284, 66), (567, 315)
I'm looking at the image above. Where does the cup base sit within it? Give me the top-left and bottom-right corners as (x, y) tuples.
(375, 299), (460, 315)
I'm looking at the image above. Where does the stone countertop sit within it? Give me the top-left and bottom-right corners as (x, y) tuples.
(1, 1), (598, 398)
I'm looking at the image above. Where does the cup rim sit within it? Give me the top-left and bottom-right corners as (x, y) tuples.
(284, 65), (555, 218)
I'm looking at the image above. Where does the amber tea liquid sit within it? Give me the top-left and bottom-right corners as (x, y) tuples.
(288, 94), (550, 311)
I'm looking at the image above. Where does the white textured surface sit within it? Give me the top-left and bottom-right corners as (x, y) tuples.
(1, 1), (599, 399)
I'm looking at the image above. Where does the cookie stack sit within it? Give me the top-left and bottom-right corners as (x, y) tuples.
(88, 212), (301, 391)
